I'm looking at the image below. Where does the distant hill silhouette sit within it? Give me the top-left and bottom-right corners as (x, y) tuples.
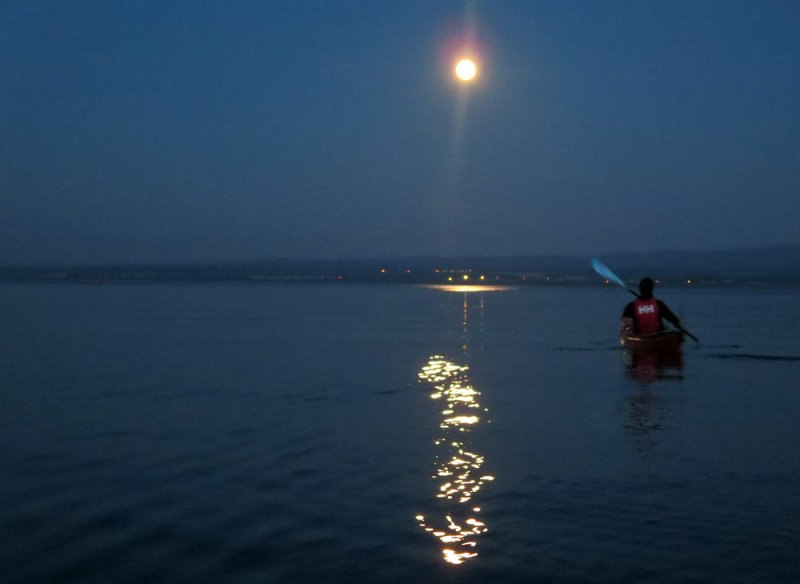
(597, 245), (800, 282)
(2, 245), (799, 285)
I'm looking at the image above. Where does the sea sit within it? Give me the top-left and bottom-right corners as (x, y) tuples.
(1, 282), (799, 583)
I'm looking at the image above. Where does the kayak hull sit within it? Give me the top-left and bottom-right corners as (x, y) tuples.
(621, 329), (684, 352)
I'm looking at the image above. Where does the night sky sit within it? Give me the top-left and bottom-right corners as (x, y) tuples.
(3, 1), (799, 265)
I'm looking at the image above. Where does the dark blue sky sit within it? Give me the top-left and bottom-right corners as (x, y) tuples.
(3, 1), (799, 264)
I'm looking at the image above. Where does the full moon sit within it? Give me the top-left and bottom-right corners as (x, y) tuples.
(455, 59), (477, 81)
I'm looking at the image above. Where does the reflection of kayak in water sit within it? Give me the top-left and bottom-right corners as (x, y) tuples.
(621, 331), (684, 382)
(621, 329), (683, 353)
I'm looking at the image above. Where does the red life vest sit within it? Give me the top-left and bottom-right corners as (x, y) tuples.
(633, 298), (660, 333)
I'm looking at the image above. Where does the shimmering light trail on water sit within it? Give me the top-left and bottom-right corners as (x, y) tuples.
(425, 285), (516, 293)
(416, 356), (493, 565)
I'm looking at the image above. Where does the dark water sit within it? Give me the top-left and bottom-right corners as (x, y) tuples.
(1, 283), (799, 583)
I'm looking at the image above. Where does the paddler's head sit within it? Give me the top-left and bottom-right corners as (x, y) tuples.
(638, 277), (654, 299)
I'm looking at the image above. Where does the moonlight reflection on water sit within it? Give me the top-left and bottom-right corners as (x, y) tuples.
(416, 356), (494, 565)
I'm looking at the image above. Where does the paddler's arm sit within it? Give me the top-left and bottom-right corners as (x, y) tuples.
(622, 302), (635, 319)
(657, 300), (681, 328)
(620, 302), (635, 335)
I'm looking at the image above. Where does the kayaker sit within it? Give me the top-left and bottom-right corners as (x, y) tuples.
(620, 277), (682, 334)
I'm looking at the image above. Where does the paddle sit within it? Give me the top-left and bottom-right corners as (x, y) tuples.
(590, 258), (699, 343)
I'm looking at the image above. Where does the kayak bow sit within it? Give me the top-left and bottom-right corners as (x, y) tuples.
(621, 329), (684, 352)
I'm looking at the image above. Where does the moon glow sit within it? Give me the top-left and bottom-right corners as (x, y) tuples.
(455, 59), (477, 81)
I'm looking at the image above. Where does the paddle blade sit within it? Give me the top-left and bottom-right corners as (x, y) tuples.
(590, 258), (628, 289)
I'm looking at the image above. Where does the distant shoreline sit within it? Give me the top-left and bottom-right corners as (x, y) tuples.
(3, 246), (800, 287)
(1, 256), (799, 288)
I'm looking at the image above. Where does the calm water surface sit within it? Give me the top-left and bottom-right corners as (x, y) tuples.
(1, 283), (799, 583)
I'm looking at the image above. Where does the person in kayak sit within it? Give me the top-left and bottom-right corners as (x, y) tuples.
(620, 277), (682, 335)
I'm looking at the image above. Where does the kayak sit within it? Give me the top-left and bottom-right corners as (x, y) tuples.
(620, 329), (683, 352)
